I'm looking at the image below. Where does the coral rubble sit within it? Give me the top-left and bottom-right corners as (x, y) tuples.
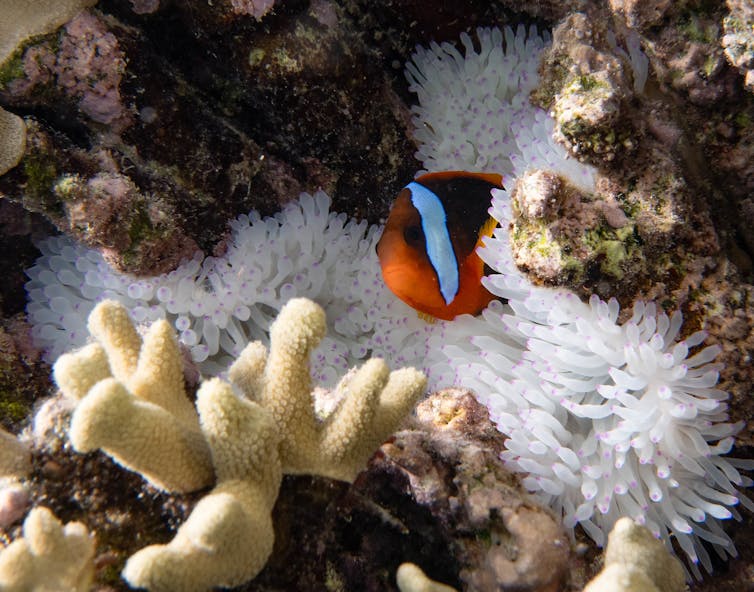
(723, 0), (754, 92)
(399, 517), (689, 592)
(0, 428), (30, 481)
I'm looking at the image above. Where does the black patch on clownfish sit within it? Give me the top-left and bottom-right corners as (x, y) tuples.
(414, 173), (502, 259)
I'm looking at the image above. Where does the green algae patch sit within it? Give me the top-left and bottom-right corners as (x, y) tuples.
(0, 46), (25, 90)
(22, 149), (60, 214)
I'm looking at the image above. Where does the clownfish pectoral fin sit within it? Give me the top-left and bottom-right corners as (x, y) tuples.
(417, 310), (438, 324)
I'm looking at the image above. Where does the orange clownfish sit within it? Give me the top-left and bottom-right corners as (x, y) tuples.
(376, 171), (503, 321)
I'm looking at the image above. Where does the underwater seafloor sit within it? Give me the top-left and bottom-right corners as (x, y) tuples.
(1, 0), (754, 590)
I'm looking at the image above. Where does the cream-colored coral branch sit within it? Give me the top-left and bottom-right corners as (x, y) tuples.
(122, 378), (281, 592)
(229, 297), (427, 482)
(54, 300), (213, 492)
(54, 297), (425, 592)
(0, 108), (26, 177)
(396, 563), (457, 592)
(126, 298), (426, 591)
(0, 506), (95, 592)
(584, 517), (686, 592)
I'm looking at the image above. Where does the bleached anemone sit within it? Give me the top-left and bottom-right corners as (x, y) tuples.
(409, 27), (752, 574)
(427, 187), (753, 576)
(405, 25), (597, 192)
(26, 191), (430, 383)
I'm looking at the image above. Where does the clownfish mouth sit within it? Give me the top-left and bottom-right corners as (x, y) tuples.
(377, 171), (503, 321)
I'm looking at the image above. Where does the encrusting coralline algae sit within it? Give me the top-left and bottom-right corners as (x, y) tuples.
(23, 21), (753, 580)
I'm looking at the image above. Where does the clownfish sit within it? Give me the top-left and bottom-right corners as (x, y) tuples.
(376, 171), (503, 321)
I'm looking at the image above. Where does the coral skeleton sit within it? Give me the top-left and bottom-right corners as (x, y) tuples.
(230, 0), (275, 19)
(0, 429), (32, 530)
(27, 191), (430, 383)
(0, 481), (30, 530)
(55, 298), (424, 591)
(0, 506), (95, 592)
(410, 26), (753, 575)
(583, 517), (686, 592)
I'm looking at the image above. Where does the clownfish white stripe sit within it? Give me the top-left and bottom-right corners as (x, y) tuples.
(407, 181), (459, 304)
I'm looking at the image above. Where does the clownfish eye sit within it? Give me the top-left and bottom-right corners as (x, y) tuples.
(403, 225), (424, 245)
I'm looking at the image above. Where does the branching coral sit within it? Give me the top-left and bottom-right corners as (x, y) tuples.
(396, 563), (458, 592)
(54, 300), (213, 492)
(122, 377), (282, 591)
(0, 108), (25, 177)
(230, 297), (427, 481)
(0, 506), (95, 592)
(53, 297), (425, 590)
(583, 517), (686, 592)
